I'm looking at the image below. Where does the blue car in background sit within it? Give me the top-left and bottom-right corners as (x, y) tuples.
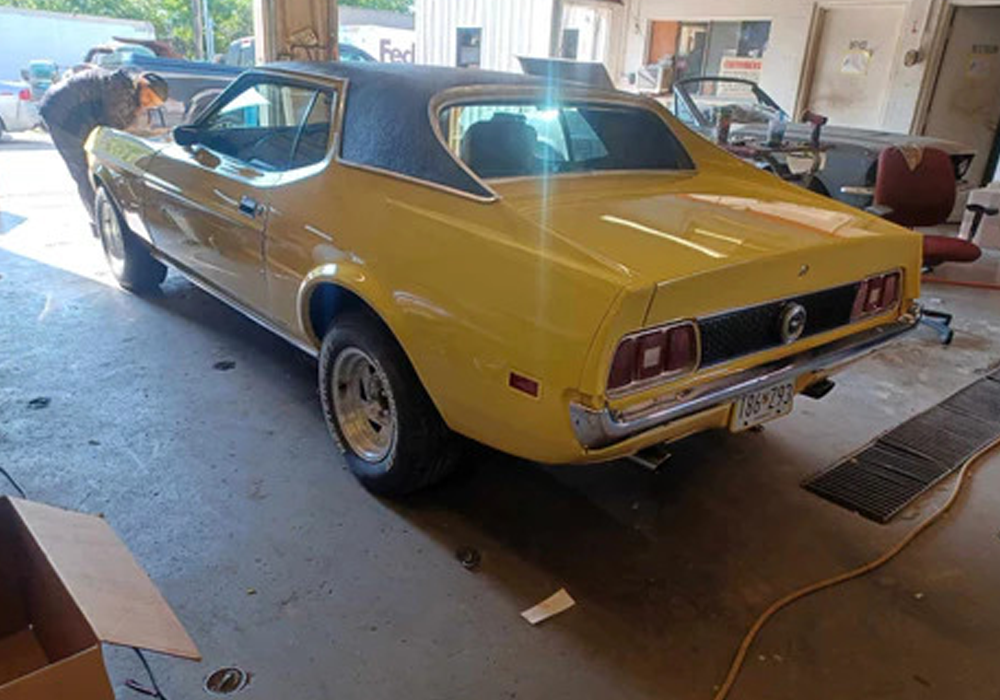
(25, 60), (59, 101)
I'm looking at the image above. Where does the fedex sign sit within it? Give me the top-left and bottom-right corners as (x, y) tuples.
(380, 38), (415, 63)
(342, 25), (415, 64)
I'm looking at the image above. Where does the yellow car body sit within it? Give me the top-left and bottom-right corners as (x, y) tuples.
(87, 63), (921, 476)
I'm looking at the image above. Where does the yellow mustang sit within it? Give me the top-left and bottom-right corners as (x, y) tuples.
(87, 62), (922, 495)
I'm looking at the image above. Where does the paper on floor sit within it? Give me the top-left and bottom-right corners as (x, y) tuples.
(521, 588), (575, 625)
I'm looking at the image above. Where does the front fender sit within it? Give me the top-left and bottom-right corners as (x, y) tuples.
(87, 127), (163, 242)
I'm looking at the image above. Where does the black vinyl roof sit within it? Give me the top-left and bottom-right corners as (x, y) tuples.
(270, 62), (551, 198)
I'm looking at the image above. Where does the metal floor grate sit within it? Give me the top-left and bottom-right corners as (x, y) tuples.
(804, 374), (1000, 523)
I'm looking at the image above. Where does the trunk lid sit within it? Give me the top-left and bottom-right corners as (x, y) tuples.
(496, 174), (921, 326)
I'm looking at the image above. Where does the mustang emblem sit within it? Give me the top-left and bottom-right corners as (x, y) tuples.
(779, 303), (808, 344)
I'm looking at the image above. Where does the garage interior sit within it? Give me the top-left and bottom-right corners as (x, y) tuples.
(2, 0), (1000, 699)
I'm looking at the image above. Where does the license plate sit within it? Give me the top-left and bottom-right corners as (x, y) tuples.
(730, 380), (795, 431)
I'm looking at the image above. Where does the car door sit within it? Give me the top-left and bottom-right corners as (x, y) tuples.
(142, 76), (321, 310)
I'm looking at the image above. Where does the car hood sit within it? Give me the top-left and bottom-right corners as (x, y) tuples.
(736, 122), (973, 155)
(496, 173), (919, 295)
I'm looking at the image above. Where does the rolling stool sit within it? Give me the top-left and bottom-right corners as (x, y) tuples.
(871, 146), (994, 344)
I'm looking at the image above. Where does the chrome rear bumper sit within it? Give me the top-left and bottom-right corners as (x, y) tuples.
(570, 311), (920, 450)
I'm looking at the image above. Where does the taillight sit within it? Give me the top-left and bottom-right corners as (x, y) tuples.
(851, 271), (901, 321)
(18, 88), (31, 101)
(607, 322), (698, 393)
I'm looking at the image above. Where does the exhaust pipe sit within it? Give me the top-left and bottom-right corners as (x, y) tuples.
(627, 442), (673, 471)
(802, 377), (836, 400)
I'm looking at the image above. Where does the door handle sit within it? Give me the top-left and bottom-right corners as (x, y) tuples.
(238, 195), (259, 218)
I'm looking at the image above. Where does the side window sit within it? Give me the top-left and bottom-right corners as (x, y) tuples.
(198, 82), (318, 170)
(673, 95), (697, 127)
(289, 90), (336, 169)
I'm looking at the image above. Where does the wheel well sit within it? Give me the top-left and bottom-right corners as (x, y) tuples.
(308, 282), (381, 341)
(91, 175), (116, 211)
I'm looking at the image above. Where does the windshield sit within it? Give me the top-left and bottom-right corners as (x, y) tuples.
(674, 79), (784, 129)
(440, 101), (693, 179)
(29, 63), (57, 79)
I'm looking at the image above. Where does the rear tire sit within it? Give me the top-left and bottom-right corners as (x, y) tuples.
(319, 312), (461, 496)
(95, 187), (166, 294)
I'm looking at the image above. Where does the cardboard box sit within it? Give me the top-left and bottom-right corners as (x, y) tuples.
(0, 497), (200, 699)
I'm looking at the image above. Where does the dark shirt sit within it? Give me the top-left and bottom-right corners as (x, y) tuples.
(39, 67), (139, 140)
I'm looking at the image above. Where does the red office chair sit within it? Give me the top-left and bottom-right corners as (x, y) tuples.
(873, 146), (994, 344)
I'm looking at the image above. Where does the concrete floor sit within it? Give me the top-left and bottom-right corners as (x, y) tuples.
(2, 130), (1000, 700)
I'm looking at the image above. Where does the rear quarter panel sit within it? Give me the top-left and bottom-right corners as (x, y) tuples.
(265, 162), (626, 463)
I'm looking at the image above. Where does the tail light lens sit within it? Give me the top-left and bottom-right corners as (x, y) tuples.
(851, 271), (901, 321)
(18, 88), (31, 101)
(607, 322), (698, 393)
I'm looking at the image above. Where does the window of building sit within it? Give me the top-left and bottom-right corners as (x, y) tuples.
(646, 19), (771, 84)
(456, 27), (482, 68)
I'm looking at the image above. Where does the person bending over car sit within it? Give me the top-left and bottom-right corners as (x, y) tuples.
(40, 69), (167, 221)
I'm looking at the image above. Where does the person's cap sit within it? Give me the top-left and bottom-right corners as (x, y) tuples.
(139, 72), (169, 102)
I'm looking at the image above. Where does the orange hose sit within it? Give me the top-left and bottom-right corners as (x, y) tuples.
(711, 440), (1000, 700)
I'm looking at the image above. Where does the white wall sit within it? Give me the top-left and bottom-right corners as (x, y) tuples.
(415, 0), (554, 73)
(414, 0), (995, 135)
(0, 7), (154, 82)
(341, 25), (416, 62)
(619, 0), (941, 132)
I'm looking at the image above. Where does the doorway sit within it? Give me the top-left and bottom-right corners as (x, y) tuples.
(559, 2), (614, 64)
(922, 5), (1000, 187)
(800, 3), (905, 128)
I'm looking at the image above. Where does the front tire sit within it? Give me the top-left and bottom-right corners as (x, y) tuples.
(95, 187), (166, 294)
(319, 312), (461, 496)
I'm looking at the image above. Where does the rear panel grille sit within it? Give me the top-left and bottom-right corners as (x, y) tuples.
(698, 283), (860, 367)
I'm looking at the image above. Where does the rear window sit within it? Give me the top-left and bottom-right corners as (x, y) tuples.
(439, 101), (693, 179)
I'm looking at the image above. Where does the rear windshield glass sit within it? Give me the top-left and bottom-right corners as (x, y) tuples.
(439, 101), (694, 179)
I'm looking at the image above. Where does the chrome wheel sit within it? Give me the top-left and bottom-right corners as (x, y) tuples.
(331, 347), (397, 463)
(97, 195), (125, 274)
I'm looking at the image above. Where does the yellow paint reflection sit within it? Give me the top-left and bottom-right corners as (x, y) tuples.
(683, 194), (866, 236)
(600, 215), (727, 259)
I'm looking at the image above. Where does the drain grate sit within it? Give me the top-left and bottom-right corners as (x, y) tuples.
(204, 667), (250, 695)
(805, 374), (1000, 523)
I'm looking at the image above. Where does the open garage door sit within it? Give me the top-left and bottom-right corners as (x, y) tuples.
(922, 5), (1000, 188)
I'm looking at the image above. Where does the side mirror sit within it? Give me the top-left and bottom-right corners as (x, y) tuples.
(173, 124), (199, 147)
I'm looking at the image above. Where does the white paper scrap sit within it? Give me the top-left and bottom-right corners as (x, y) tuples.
(521, 588), (576, 625)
